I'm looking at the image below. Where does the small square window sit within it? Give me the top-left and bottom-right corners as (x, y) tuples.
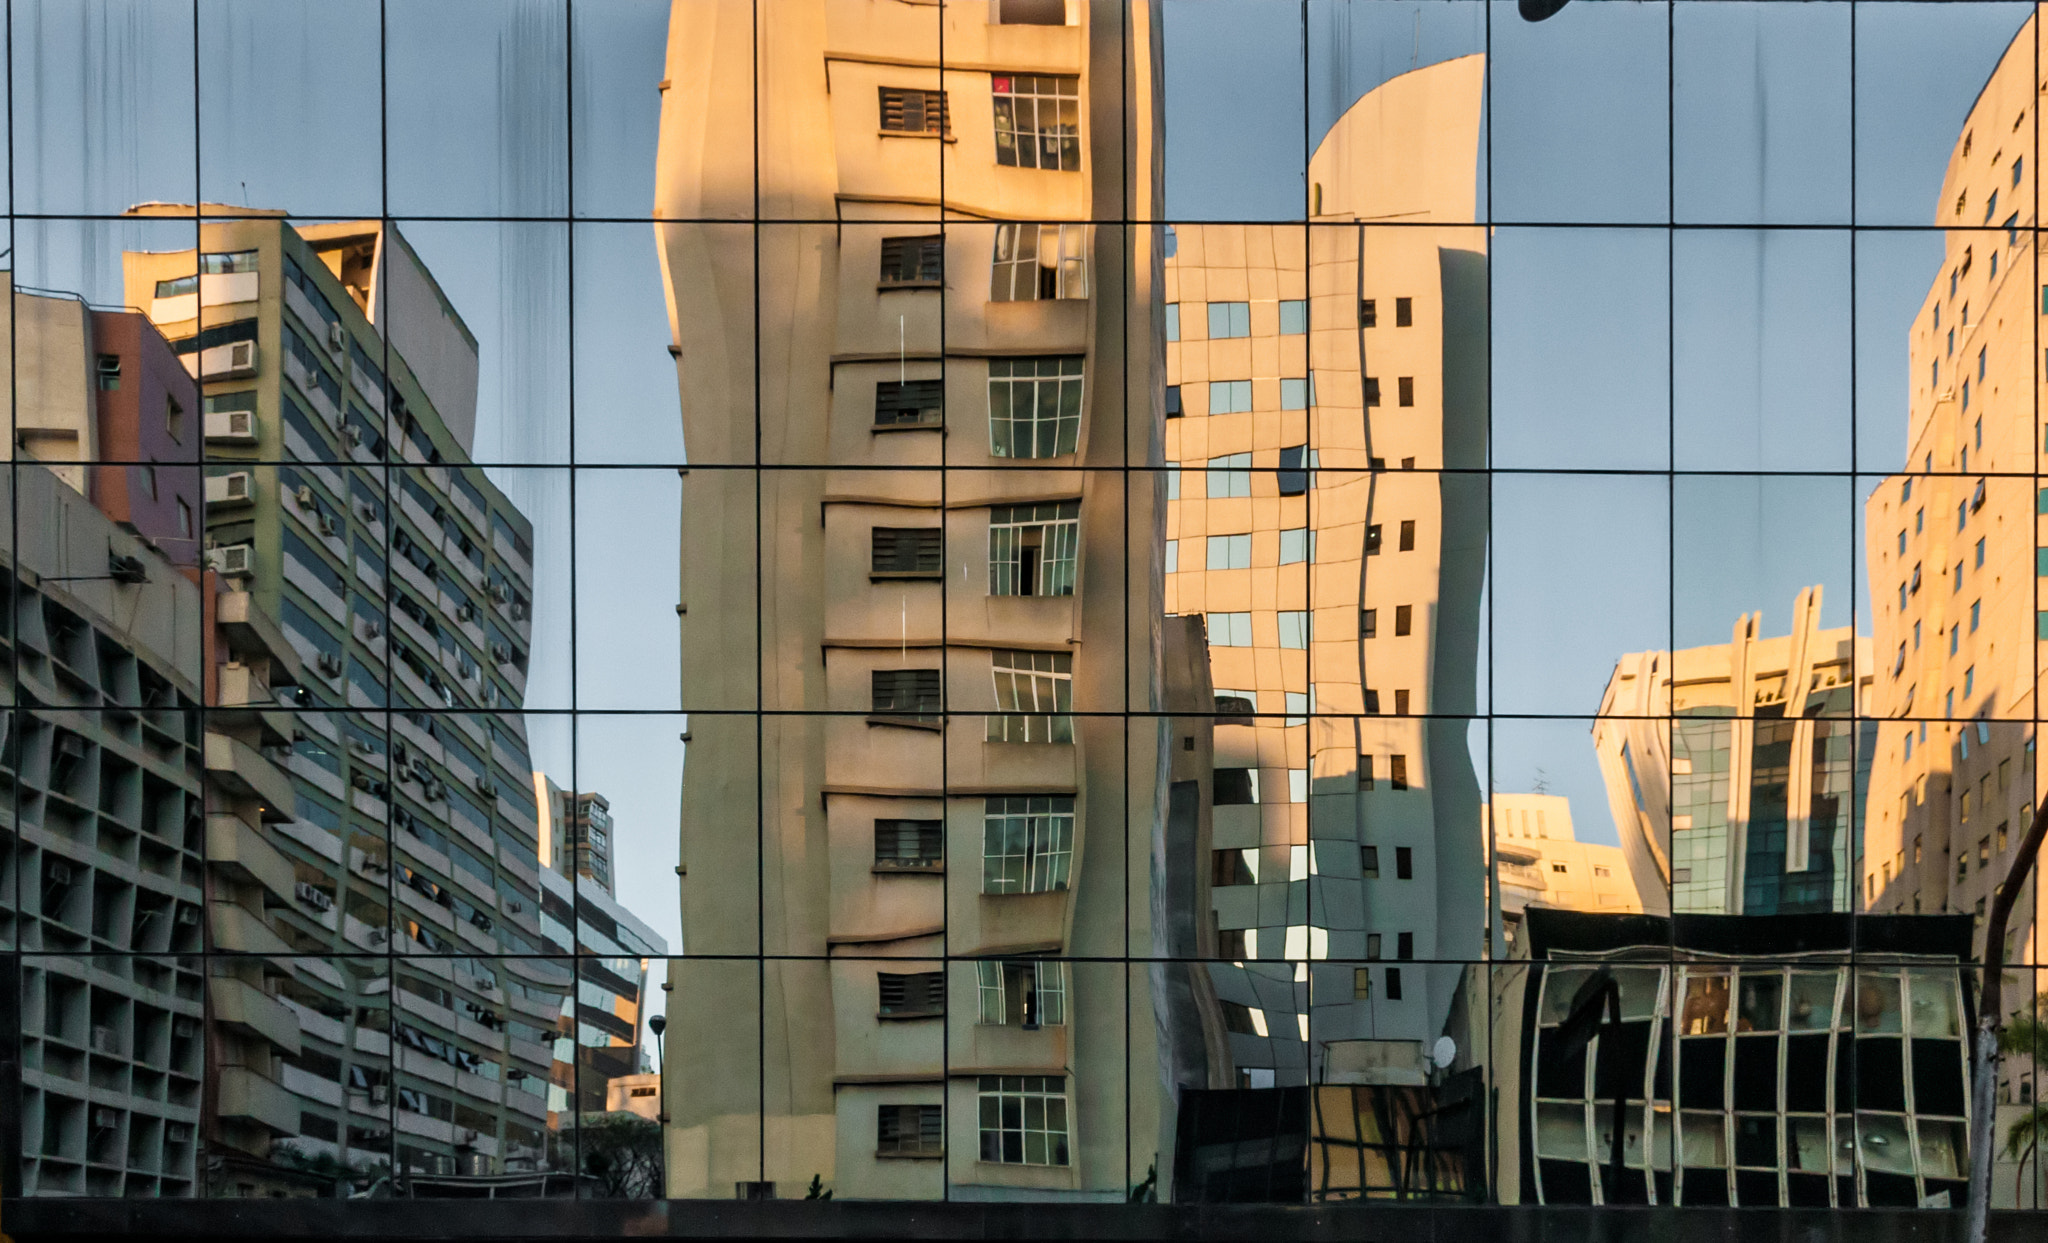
(1395, 847), (1412, 880)
(1278, 300), (1307, 335)
(1206, 301), (1250, 339)
(1359, 299), (1376, 328)
(1397, 377), (1414, 407)
(1394, 297), (1412, 327)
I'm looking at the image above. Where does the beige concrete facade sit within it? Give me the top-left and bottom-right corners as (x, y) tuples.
(1481, 794), (1642, 950)
(1592, 587), (1873, 918)
(1161, 56), (1488, 1085)
(1864, 10), (2044, 976)
(655, 0), (1165, 1201)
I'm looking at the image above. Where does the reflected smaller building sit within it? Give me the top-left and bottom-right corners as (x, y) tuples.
(1494, 908), (1973, 1209)
(1592, 586), (1873, 918)
(1484, 794), (1648, 952)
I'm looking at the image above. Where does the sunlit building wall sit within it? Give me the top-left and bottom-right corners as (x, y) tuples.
(1863, 10), (2043, 982)
(1481, 794), (1645, 951)
(655, 0), (1167, 1201)
(123, 216), (567, 1182)
(1592, 587), (1873, 919)
(1161, 55), (1488, 1089)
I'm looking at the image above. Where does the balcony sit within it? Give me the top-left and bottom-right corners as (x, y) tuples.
(204, 732), (296, 821)
(209, 901), (294, 959)
(206, 814), (296, 903)
(209, 975), (302, 1056)
(216, 1064), (299, 1135)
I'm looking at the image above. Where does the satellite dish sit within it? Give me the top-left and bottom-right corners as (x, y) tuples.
(1431, 1036), (1457, 1069)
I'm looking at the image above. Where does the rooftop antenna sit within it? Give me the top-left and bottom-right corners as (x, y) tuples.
(1532, 767), (1551, 796)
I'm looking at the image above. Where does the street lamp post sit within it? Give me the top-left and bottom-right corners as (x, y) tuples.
(648, 1014), (668, 1125)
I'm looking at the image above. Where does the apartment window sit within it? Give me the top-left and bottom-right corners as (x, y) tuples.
(988, 651), (1073, 743)
(1279, 300), (1307, 334)
(875, 819), (942, 868)
(871, 669), (941, 722)
(1165, 304), (1179, 341)
(1394, 605), (1412, 637)
(1389, 755), (1408, 790)
(1397, 377), (1414, 407)
(1971, 600), (1980, 632)
(978, 961), (1067, 1033)
(164, 393), (184, 441)
(875, 378), (943, 428)
(1360, 299), (1377, 327)
(1359, 756), (1375, 790)
(872, 527), (942, 576)
(977, 1075), (1069, 1166)
(1396, 931), (1414, 960)
(1394, 297), (1413, 327)
(1365, 524), (1382, 555)
(2018, 155), (2027, 185)
(95, 354), (121, 391)
(1395, 846), (1413, 880)
(1958, 500), (1968, 532)
(877, 972), (945, 1018)
(1214, 768), (1256, 804)
(1353, 969), (1372, 1000)
(1999, 822), (2010, 852)
(1394, 689), (1410, 715)
(982, 796), (1074, 893)
(880, 235), (944, 285)
(1278, 445), (1313, 496)
(991, 223), (1087, 300)
(1364, 377), (1381, 407)
(877, 1105), (944, 1157)
(1364, 689), (1380, 714)
(1164, 539), (1178, 572)
(1398, 519), (1415, 552)
(1279, 377), (1309, 410)
(1213, 850), (1255, 886)
(1165, 385), (1182, 418)
(1207, 301), (1251, 339)
(1955, 561), (1964, 592)
(988, 356), (1083, 458)
(995, 0), (1067, 24)
(1208, 379), (1252, 414)
(1206, 453), (1252, 498)
(879, 87), (950, 135)
(992, 74), (1080, 170)
(1385, 968), (1403, 1001)
(176, 498), (193, 539)
(1279, 527), (1310, 564)
(1361, 609), (1377, 639)
(1366, 933), (1382, 959)
(1205, 533), (1251, 571)
(989, 501), (1079, 596)
(141, 465), (159, 502)
(1278, 611), (1309, 649)
(1206, 612), (1252, 647)
(1976, 537), (1986, 568)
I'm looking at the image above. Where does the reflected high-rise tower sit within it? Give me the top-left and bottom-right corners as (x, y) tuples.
(654, 0), (1166, 1201)
(1863, 10), (2042, 970)
(1161, 56), (1488, 1092)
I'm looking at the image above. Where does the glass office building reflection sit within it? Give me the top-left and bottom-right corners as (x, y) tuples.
(5, 0), (2048, 1224)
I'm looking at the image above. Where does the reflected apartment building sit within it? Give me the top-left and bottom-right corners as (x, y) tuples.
(1863, 8), (2042, 979)
(1592, 587), (1873, 919)
(656, 0), (1166, 1201)
(121, 214), (569, 1186)
(1, 283), (310, 1195)
(1481, 794), (1646, 951)
(1161, 56), (1488, 1095)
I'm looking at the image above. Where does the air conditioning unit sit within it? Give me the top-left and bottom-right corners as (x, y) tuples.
(204, 472), (254, 506)
(47, 860), (74, 885)
(366, 929), (388, 948)
(481, 683), (501, 708)
(424, 779), (446, 802)
(456, 1128), (481, 1146)
(294, 881), (334, 912)
(294, 484), (316, 508)
(173, 1016), (198, 1037)
(489, 583), (511, 605)
(166, 1123), (193, 1143)
(327, 322), (346, 352)
(342, 424), (363, 448)
(474, 775), (499, 800)
(227, 340), (257, 373)
(489, 642), (512, 665)
(90, 1026), (119, 1055)
(207, 543), (255, 577)
(356, 501), (379, 524)
(91, 1107), (119, 1130)
(345, 737), (374, 756)
(363, 619), (383, 640)
(370, 1083), (389, 1104)
(204, 407), (257, 444)
(316, 651), (345, 679)
(503, 899), (524, 915)
(509, 601), (530, 621)
(350, 771), (375, 792)
(176, 906), (200, 926)
(317, 511), (341, 537)
(457, 601), (476, 623)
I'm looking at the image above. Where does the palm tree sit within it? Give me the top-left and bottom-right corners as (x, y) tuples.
(2000, 994), (2048, 1207)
